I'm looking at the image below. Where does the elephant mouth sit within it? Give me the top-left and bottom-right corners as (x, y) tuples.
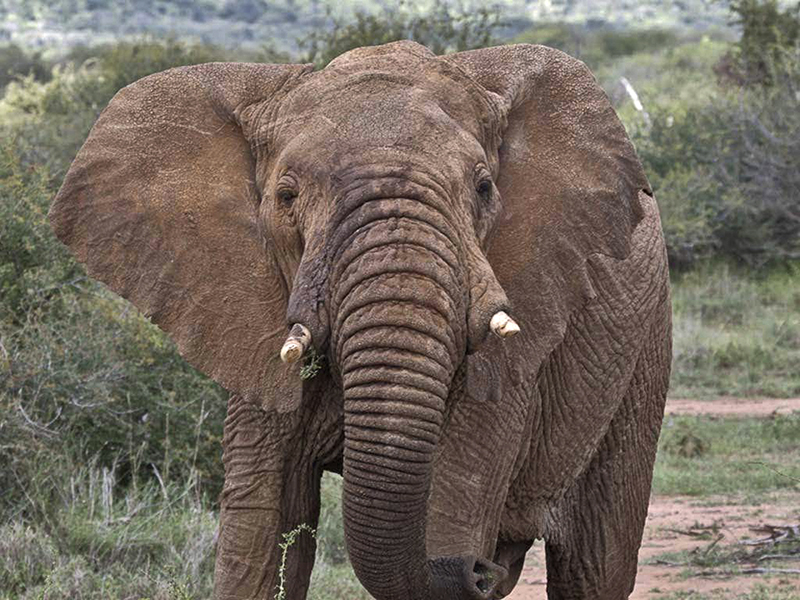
(429, 555), (509, 599)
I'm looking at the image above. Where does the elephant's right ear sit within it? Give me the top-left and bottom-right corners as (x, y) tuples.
(50, 62), (311, 412)
(443, 45), (651, 365)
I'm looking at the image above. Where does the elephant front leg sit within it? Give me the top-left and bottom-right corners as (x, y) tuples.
(214, 395), (321, 600)
(544, 316), (670, 600)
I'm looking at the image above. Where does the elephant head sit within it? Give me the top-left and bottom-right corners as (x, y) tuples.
(50, 41), (649, 600)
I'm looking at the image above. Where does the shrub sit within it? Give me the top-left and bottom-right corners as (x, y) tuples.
(0, 44), (50, 92)
(512, 23), (680, 70)
(1, 39), (235, 175)
(718, 0), (800, 86)
(299, 0), (500, 67)
(0, 141), (227, 518)
(628, 43), (800, 268)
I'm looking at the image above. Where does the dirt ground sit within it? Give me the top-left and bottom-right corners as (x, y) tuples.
(665, 397), (800, 418)
(506, 397), (800, 600)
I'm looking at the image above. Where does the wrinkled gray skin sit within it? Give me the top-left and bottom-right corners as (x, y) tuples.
(50, 42), (671, 600)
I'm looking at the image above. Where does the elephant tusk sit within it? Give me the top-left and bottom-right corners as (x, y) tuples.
(489, 311), (520, 339)
(280, 323), (312, 363)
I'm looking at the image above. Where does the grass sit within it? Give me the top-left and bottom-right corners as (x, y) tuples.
(653, 413), (800, 496)
(651, 583), (800, 599)
(670, 262), (800, 399)
(0, 468), (365, 600)
(0, 461), (216, 600)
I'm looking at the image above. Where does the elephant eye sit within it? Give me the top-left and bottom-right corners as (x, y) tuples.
(277, 187), (297, 207)
(276, 172), (299, 208)
(476, 178), (493, 201)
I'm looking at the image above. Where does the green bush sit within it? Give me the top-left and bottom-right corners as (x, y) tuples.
(512, 23), (680, 70)
(299, 0), (499, 67)
(1, 39), (237, 174)
(626, 43), (800, 268)
(0, 44), (50, 92)
(0, 140), (228, 518)
(719, 0), (800, 86)
(0, 464), (216, 600)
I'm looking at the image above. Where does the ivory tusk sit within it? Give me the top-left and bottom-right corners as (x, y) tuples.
(280, 323), (312, 363)
(489, 311), (520, 339)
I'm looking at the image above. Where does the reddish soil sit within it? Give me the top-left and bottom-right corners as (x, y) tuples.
(508, 494), (800, 599)
(505, 397), (800, 599)
(666, 397), (800, 418)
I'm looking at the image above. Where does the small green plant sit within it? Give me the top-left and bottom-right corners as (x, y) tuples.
(275, 523), (316, 600)
(300, 350), (325, 380)
(162, 565), (194, 600)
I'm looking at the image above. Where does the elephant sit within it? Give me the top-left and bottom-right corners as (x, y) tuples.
(49, 41), (671, 600)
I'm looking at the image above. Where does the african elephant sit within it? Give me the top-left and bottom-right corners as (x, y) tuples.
(50, 41), (671, 600)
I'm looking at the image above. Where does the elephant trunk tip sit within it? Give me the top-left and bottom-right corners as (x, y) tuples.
(280, 323), (312, 363)
(489, 311), (520, 339)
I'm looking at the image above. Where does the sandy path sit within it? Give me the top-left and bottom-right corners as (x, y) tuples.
(666, 396), (800, 417)
(505, 397), (800, 599)
(507, 494), (800, 599)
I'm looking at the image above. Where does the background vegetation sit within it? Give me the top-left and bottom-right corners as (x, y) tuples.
(1, 1), (799, 599)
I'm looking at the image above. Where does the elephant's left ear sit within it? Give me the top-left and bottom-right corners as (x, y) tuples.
(49, 62), (311, 412)
(442, 44), (651, 350)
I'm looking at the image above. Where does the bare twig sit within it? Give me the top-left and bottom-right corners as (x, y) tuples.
(746, 461), (800, 484)
(702, 533), (725, 556)
(758, 554), (800, 562)
(16, 396), (60, 436)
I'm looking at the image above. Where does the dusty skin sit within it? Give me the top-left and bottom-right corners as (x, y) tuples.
(507, 397), (800, 600)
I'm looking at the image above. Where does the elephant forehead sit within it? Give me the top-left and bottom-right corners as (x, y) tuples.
(277, 67), (489, 147)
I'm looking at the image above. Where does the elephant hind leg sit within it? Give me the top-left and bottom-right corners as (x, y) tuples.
(544, 317), (670, 600)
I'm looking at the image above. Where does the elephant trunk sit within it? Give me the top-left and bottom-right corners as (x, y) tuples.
(341, 323), (451, 598)
(329, 194), (467, 599)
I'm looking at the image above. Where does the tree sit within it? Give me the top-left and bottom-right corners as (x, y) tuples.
(299, 0), (500, 67)
(717, 0), (800, 86)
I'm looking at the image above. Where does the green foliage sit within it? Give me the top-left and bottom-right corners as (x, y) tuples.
(299, 0), (500, 67)
(0, 139), (228, 517)
(314, 473), (347, 565)
(720, 0), (800, 86)
(0, 465), (215, 600)
(299, 350), (325, 380)
(0, 38), (238, 176)
(0, 41), (240, 517)
(275, 523), (316, 600)
(0, 142), (78, 321)
(307, 562), (372, 600)
(0, 44), (50, 92)
(513, 22), (680, 70)
(622, 38), (800, 267)
(307, 473), (370, 599)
